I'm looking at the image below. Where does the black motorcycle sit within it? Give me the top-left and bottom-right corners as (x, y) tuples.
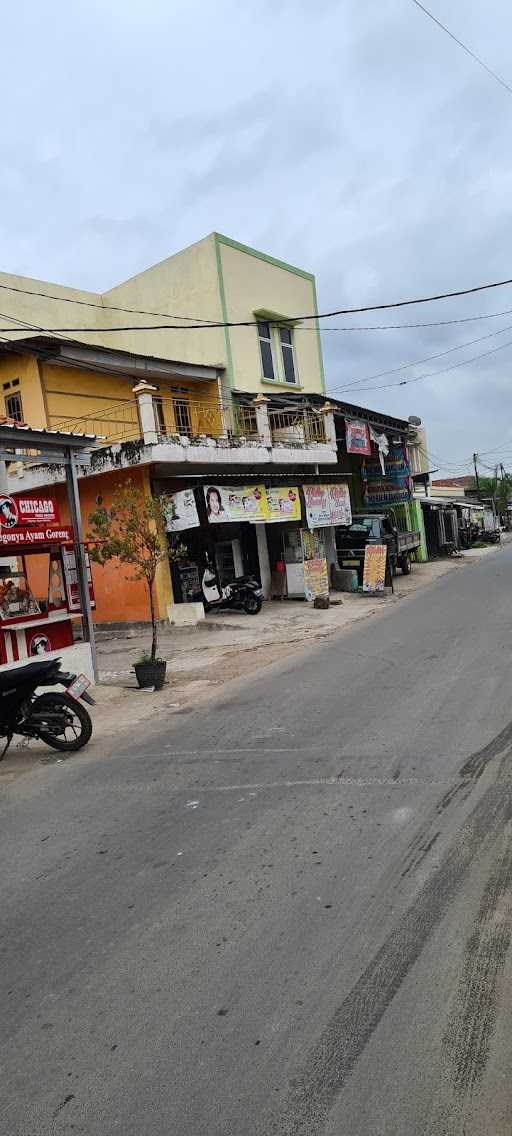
(200, 566), (263, 614)
(0, 657), (95, 759)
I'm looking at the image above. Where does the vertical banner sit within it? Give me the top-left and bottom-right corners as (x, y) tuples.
(362, 544), (387, 593)
(62, 547), (96, 611)
(345, 419), (371, 456)
(301, 529), (329, 601)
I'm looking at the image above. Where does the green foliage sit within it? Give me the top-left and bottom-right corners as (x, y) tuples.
(478, 472), (512, 517)
(88, 485), (182, 663)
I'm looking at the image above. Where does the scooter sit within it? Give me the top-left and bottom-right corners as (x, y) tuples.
(200, 565), (263, 614)
(0, 657), (94, 759)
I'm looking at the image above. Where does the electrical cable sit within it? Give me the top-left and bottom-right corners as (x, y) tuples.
(332, 335), (512, 396)
(2, 272), (512, 327)
(326, 322), (512, 396)
(411, 0), (512, 98)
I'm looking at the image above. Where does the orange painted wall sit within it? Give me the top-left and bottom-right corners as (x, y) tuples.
(24, 468), (160, 624)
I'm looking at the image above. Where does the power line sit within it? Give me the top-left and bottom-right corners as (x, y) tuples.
(411, 0), (512, 97)
(2, 273), (512, 327)
(332, 334), (512, 396)
(326, 322), (512, 396)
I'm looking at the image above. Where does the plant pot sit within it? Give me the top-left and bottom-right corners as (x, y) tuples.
(134, 660), (167, 691)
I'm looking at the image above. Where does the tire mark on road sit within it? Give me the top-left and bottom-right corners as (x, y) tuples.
(261, 724), (512, 1136)
(445, 823), (512, 1096)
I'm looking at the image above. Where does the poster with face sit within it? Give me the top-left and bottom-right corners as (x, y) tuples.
(165, 489), (200, 532)
(204, 485), (267, 523)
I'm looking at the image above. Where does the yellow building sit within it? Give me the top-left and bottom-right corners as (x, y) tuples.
(0, 232), (325, 432)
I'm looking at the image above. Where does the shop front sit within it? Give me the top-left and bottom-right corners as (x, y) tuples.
(0, 492), (95, 670)
(164, 479), (352, 605)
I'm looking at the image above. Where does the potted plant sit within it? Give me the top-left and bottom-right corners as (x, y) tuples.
(88, 485), (180, 690)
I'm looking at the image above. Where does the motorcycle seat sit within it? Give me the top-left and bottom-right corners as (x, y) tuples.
(0, 658), (61, 690)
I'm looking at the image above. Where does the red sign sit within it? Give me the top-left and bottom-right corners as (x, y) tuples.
(1, 494), (60, 529)
(345, 419), (372, 456)
(0, 524), (73, 549)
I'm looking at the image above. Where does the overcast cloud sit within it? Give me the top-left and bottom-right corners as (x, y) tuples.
(2, 0), (512, 473)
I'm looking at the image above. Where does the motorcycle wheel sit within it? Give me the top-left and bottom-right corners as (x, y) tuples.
(244, 594), (262, 614)
(33, 692), (93, 752)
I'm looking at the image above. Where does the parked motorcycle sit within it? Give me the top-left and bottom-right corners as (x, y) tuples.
(0, 657), (94, 759)
(200, 565), (263, 614)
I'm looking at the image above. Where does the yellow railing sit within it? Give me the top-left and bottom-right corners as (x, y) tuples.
(231, 403), (259, 439)
(51, 401), (141, 442)
(155, 397), (225, 439)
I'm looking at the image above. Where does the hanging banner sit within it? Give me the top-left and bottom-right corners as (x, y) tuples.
(165, 488), (200, 532)
(362, 544), (387, 592)
(264, 486), (301, 523)
(326, 483), (352, 526)
(62, 547), (96, 611)
(363, 445), (412, 507)
(301, 529), (329, 600)
(204, 484), (267, 523)
(2, 494), (60, 529)
(303, 483), (352, 529)
(345, 419), (371, 456)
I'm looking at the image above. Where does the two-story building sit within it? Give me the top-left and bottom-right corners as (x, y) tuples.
(0, 233), (427, 625)
(0, 235), (343, 623)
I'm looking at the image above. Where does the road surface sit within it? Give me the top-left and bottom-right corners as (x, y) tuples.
(2, 547), (512, 1135)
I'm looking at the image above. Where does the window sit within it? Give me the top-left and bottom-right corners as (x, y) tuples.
(279, 326), (297, 385)
(154, 397), (166, 435)
(257, 321), (275, 381)
(5, 392), (23, 422)
(173, 398), (192, 436)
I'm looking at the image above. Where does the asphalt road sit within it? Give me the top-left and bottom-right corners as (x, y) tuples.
(3, 547), (512, 1135)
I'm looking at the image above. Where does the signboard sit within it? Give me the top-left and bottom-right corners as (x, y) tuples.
(2, 494), (60, 528)
(204, 484), (267, 523)
(363, 445), (412, 507)
(303, 483), (352, 529)
(0, 524), (73, 549)
(362, 544), (387, 592)
(345, 419), (371, 456)
(166, 489), (200, 532)
(62, 547), (96, 611)
(301, 529), (329, 601)
(264, 486), (301, 523)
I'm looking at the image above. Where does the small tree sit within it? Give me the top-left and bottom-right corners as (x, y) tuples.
(88, 485), (179, 663)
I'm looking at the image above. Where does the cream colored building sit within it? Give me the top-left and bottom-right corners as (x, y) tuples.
(0, 232), (325, 430)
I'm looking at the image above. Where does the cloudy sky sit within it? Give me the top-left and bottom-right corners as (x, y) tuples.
(2, 0), (512, 474)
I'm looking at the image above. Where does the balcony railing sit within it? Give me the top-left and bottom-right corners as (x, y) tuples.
(51, 400), (141, 442)
(268, 408), (326, 445)
(51, 392), (332, 451)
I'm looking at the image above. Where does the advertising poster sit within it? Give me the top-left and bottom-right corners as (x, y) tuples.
(62, 547), (96, 611)
(327, 483), (352, 527)
(303, 483), (352, 529)
(265, 486), (301, 523)
(166, 488), (200, 532)
(301, 529), (329, 601)
(363, 445), (412, 507)
(345, 419), (372, 456)
(362, 544), (387, 592)
(204, 484), (267, 523)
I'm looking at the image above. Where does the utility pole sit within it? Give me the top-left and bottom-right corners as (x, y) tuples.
(473, 453), (481, 499)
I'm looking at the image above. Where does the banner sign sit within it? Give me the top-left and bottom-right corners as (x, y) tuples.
(166, 488), (200, 532)
(362, 544), (387, 592)
(0, 524), (73, 549)
(363, 445), (412, 507)
(1, 494), (59, 530)
(62, 547), (96, 611)
(204, 484), (267, 523)
(345, 419), (371, 456)
(303, 483), (352, 529)
(301, 529), (329, 601)
(264, 486), (301, 523)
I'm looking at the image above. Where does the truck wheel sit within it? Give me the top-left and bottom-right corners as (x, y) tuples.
(401, 554), (411, 575)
